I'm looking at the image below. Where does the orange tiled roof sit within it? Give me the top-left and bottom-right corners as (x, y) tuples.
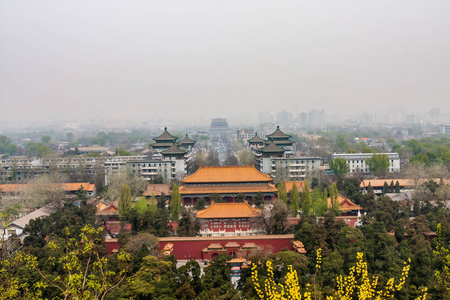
(62, 183), (95, 192)
(182, 165), (273, 184)
(225, 242), (241, 248)
(95, 200), (109, 212)
(196, 202), (262, 219)
(227, 257), (246, 263)
(284, 181), (309, 193)
(360, 178), (448, 188)
(142, 183), (171, 197)
(96, 200), (119, 216)
(179, 183), (277, 195)
(327, 195), (363, 212)
(0, 182), (95, 193)
(242, 242), (258, 249)
(207, 243), (223, 249)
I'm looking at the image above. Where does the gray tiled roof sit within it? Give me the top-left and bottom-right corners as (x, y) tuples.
(11, 205), (58, 229)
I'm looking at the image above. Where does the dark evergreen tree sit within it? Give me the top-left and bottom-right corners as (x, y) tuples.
(382, 181), (389, 195)
(394, 180), (401, 193)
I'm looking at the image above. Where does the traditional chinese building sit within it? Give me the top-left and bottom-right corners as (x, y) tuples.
(265, 126), (294, 156)
(156, 234), (295, 261)
(327, 194), (363, 215)
(179, 165), (277, 205)
(248, 126), (321, 181)
(130, 128), (195, 183)
(150, 127), (177, 160)
(195, 202), (265, 236)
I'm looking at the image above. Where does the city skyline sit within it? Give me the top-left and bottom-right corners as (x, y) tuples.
(1, 1), (449, 127)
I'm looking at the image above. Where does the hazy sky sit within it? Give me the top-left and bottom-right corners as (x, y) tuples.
(1, 1), (449, 126)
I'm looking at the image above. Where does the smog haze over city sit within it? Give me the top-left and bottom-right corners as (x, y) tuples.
(1, 1), (449, 129)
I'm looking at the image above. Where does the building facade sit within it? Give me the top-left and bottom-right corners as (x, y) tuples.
(248, 126), (321, 181)
(331, 153), (400, 173)
(131, 128), (196, 183)
(179, 165), (278, 205)
(196, 202), (265, 237)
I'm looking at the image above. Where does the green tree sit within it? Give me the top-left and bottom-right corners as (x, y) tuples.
(236, 193), (246, 203)
(177, 260), (202, 296)
(23, 224), (131, 300)
(394, 180), (400, 193)
(119, 184), (132, 217)
(264, 199), (289, 235)
(277, 182), (288, 203)
(314, 187), (328, 216)
(76, 187), (86, 200)
(66, 132), (74, 142)
(383, 182), (389, 195)
(329, 183), (340, 216)
(301, 180), (312, 216)
(40, 135), (51, 145)
(367, 182), (374, 194)
(366, 153), (390, 174)
(195, 197), (206, 210)
(389, 180), (395, 193)
(4, 143), (17, 156)
(210, 193), (223, 203)
(413, 198), (420, 216)
(170, 183), (182, 221)
(200, 253), (237, 299)
(290, 183), (300, 217)
(329, 158), (349, 175)
(335, 136), (348, 152)
(253, 192), (264, 207)
(177, 208), (199, 237)
(0, 135), (17, 156)
(129, 255), (175, 299)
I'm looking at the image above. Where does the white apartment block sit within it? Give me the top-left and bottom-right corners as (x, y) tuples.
(331, 153), (400, 173)
(262, 157), (321, 181)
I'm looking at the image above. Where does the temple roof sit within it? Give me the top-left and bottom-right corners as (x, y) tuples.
(248, 133), (265, 143)
(161, 144), (187, 155)
(180, 134), (195, 145)
(267, 139), (294, 146)
(95, 200), (119, 216)
(196, 202), (262, 219)
(241, 242), (259, 249)
(153, 127), (177, 142)
(0, 182), (95, 193)
(360, 178), (448, 188)
(142, 183), (171, 197)
(151, 142), (176, 148)
(327, 194), (363, 212)
(182, 165), (273, 184)
(225, 242), (241, 248)
(179, 183), (277, 195)
(267, 126), (291, 139)
(259, 142), (285, 153)
(284, 181), (308, 193)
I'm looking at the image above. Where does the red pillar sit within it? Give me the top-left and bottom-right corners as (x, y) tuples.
(232, 195), (235, 203)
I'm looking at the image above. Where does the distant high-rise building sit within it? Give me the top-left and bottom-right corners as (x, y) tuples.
(429, 108), (441, 118)
(360, 111), (373, 124)
(404, 113), (419, 123)
(236, 128), (255, 142)
(309, 109), (325, 127)
(259, 111), (273, 124)
(298, 112), (308, 127)
(276, 110), (293, 124)
(441, 125), (450, 135)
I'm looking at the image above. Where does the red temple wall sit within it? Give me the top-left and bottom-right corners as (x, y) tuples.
(158, 235), (294, 260)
